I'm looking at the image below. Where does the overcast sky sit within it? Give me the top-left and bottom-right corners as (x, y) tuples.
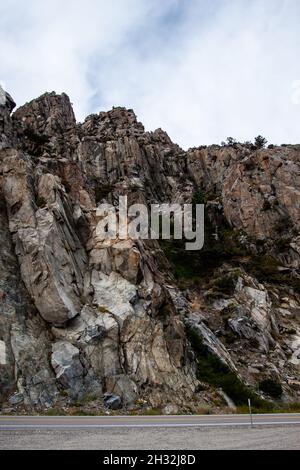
(0, 0), (299, 149)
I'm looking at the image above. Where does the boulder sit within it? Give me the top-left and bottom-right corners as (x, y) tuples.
(104, 393), (122, 410)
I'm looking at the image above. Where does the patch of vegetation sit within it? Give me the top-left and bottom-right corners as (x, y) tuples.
(244, 159), (256, 171)
(83, 394), (99, 403)
(248, 337), (261, 349)
(71, 400), (82, 408)
(246, 253), (300, 294)
(226, 137), (237, 146)
(274, 212), (295, 236)
(204, 272), (241, 304)
(160, 188), (297, 295)
(208, 271), (240, 297)
(45, 408), (67, 416)
(192, 190), (216, 205)
(98, 305), (110, 314)
(63, 181), (72, 193)
(69, 409), (97, 416)
(247, 255), (281, 283)
(276, 237), (292, 252)
(254, 135), (268, 149)
(140, 408), (162, 416)
(24, 129), (50, 146)
(95, 183), (114, 203)
(186, 325), (269, 408)
(262, 200), (272, 211)
(195, 406), (213, 415)
(22, 129), (50, 157)
(237, 402), (300, 414)
(278, 402), (300, 413)
(259, 379), (283, 399)
(290, 278), (300, 294)
(36, 196), (47, 208)
(160, 203), (247, 285)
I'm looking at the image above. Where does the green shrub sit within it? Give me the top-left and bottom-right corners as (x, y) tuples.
(208, 271), (239, 296)
(98, 305), (110, 313)
(255, 135), (268, 149)
(276, 237), (292, 252)
(24, 129), (49, 146)
(237, 402), (300, 414)
(259, 379), (283, 399)
(262, 200), (272, 211)
(159, 192), (247, 284)
(290, 278), (300, 294)
(226, 137), (237, 146)
(63, 181), (72, 193)
(36, 196), (47, 208)
(279, 402), (300, 413)
(186, 325), (267, 407)
(248, 255), (281, 281)
(45, 408), (66, 416)
(95, 183), (114, 203)
(246, 254), (299, 292)
(159, 189), (293, 295)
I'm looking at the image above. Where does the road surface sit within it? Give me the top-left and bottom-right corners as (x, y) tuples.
(1, 414), (300, 449)
(1, 413), (300, 429)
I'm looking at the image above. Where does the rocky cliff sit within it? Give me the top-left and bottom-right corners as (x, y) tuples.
(0, 86), (299, 414)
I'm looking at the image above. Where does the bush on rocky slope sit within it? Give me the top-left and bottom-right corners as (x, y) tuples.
(259, 379), (283, 399)
(186, 325), (270, 408)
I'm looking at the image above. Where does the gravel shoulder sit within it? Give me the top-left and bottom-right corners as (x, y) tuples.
(0, 426), (299, 450)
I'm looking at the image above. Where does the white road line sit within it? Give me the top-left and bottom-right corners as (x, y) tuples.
(1, 421), (300, 429)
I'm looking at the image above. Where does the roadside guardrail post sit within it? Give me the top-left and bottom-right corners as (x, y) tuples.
(248, 398), (254, 429)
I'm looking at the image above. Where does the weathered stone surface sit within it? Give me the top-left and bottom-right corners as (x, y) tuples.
(51, 341), (84, 396)
(0, 86), (299, 411)
(13, 91), (77, 159)
(104, 393), (122, 410)
(187, 144), (300, 267)
(1, 152), (87, 325)
(0, 85), (16, 149)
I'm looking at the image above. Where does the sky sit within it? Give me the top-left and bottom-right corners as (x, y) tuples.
(0, 0), (300, 149)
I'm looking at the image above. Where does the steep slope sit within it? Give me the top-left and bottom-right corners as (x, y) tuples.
(0, 86), (299, 413)
(183, 144), (300, 400)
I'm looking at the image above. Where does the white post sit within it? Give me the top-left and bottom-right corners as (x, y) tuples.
(248, 398), (254, 428)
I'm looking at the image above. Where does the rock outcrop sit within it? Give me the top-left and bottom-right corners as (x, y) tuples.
(0, 86), (16, 150)
(0, 87), (299, 413)
(187, 145), (300, 267)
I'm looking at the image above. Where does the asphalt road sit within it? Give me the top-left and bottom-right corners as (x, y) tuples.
(0, 415), (300, 449)
(1, 413), (300, 428)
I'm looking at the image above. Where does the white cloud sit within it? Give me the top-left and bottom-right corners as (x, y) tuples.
(0, 0), (171, 116)
(1, 0), (300, 148)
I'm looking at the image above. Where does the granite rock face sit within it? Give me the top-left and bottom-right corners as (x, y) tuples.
(0, 90), (198, 411)
(0, 85), (16, 150)
(0, 88), (300, 412)
(186, 143), (300, 401)
(187, 145), (300, 266)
